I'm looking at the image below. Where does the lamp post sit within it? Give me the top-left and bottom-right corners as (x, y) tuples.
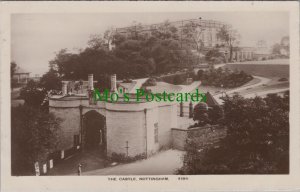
(221, 84), (224, 97)
(196, 17), (203, 65)
(224, 50), (229, 63)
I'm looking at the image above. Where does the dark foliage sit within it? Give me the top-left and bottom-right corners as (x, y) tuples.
(11, 62), (18, 88)
(180, 92), (289, 174)
(11, 105), (61, 175)
(195, 67), (253, 88)
(39, 68), (62, 91)
(142, 77), (157, 87)
(205, 49), (225, 64)
(20, 80), (47, 108)
(193, 104), (224, 126)
(47, 22), (199, 88)
(108, 153), (146, 163)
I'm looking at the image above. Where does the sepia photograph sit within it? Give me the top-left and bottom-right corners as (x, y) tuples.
(1, 1), (299, 192)
(10, 11), (290, 176)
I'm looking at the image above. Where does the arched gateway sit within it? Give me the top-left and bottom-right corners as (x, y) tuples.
(82, 110), (106, 151)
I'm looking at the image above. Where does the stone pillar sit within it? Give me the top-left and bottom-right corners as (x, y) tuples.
(189, 102), (193, 119)
(79, 105), (83, 148)
(111, 74), (117, 92)
(62, 81), (68, 95)
(88, 74), (94, 91)
(180, 102), (183, 117)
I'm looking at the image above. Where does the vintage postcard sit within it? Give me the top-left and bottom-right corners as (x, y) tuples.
(1, 1), (299, 191)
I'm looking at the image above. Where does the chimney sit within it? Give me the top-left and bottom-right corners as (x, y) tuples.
(62, 81), (68, 95)
(88, 74), (94, 90)
(111, 74), (117, 92)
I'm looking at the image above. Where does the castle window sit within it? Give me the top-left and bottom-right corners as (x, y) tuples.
(74, 135), (80, 147)
(154, 123), (158, 143)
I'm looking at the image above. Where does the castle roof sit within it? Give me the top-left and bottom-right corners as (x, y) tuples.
(118, 78), (148, 93)
(206, 92), (220, 107)
(147, 82), (183, 93)
(15, 67), (30, 74)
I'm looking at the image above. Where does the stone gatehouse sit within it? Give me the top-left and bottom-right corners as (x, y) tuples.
(49, 74), (178, 158)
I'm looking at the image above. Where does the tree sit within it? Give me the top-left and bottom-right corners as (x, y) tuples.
(196, 67), (252, 88)
(182, 20), (204, 64)
(180, 93), (289, 174)
(182, 21), (204, 52)
(193, 103), (210, 126)
(39, 68), (62, 91)
(208, 105), (224, 124)
(271, 36), (290, 57)
(20, 80), (46, 108)
(47, 21), (197, 82)
(216, 25), (240, 62)
(88, 29), (115, 50)
(272, 43), (281, 55)
(11, 105), (61, 175)
(205, 49), (225, 64)
(197, 69), (204, 80)
(173, 74), (185, 85)
(87, 34), (107, 50)
(11, 62), (17, 88)
(281, 36), (289, 47)
(151, 20), (179, 41)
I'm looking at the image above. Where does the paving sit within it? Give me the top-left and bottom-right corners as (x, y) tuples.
(47, 148), (107, 176)
(84, 149), (185, 176)
(46, 149), (184, 176)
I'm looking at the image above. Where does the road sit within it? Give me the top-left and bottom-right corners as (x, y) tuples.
(83, 150), (184, 175)
(213, 75), (287, 105)
(225, 75), (271, 95)
(243, 88), (289, 98)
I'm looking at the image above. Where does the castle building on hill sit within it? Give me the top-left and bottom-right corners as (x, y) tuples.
(111, 18), (230, 51)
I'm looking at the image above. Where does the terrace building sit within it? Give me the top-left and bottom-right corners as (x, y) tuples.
(12, 66), (30, 84)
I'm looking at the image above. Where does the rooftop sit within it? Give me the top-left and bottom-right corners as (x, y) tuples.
(15, 67), (30, 74)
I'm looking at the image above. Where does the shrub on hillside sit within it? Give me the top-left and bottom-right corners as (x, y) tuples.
(195, 67), (253, 88)
(109, 153), (146, 163)
(142, 78), (157, 87)
(11, 105), (61, 175)
(179, 92), (289, 174)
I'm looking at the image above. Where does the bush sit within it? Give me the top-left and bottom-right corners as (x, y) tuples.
(205, 49), (225, 64)
(20, 80), (47, 108)
(122, 78), (133, 83)
(109, 153), (146, 163)
(196, 67), (253, 88)
(278, 77), (288, 82)
(179, 93), (289, 174)
(173, 74), (185, 85)
(11, 105), (61, 175)
(142, 78), (157, 87)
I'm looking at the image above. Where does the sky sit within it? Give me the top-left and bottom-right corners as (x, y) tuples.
(11, 12), (289, 76)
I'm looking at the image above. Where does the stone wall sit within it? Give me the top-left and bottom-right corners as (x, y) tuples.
(158, 104), (178, 149)
(171, 125), (227, 151)
(171, 129), (188, 150)
(49, 107), (81, 150)
(106, 110), (146, 157)
(145, 107), (159, 156)
(49, 97), (179, 158)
